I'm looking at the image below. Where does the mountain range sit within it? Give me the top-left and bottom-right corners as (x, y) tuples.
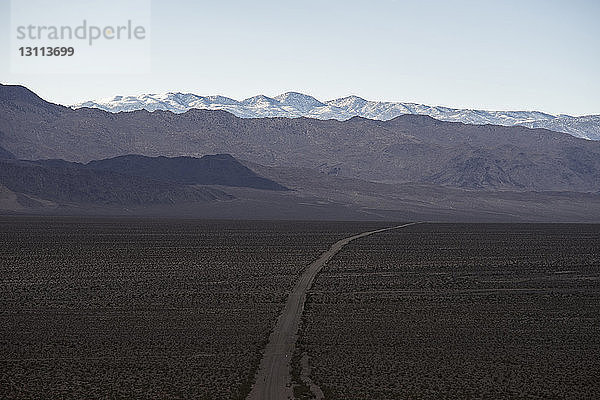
(73, 91), (600, 141)
(2, 83), (600, 221)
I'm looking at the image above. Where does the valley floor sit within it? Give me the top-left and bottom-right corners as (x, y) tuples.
(299, 223), (600, 399)
(0, 217), (385, 399)
(1, 218), (599, 399)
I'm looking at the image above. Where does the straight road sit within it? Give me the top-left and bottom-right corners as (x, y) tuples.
(247, 223), (419, 400)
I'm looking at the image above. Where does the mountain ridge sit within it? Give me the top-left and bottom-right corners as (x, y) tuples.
(72, 90), (600, 140)
(85, 153), (288, 190)
(0, 158), (232, 207)
(0, 153), (287, 211)
(2, 84), (600, 221)
(2, 84), (600, 193)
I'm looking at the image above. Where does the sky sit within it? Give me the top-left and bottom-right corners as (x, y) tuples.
(1, 0), (599, 116)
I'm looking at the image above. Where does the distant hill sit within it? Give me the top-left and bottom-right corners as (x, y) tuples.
(0, 159), (232, 206)
(0, 83), (58, 110)
(86, 154), (288, 191)
(0, 151), (286, 210)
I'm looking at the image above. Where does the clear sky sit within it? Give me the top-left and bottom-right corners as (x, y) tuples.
(1, 0), (599, 115)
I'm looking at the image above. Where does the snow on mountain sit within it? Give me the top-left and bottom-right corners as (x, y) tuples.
(274, 92), (326, 113)
(204, 95), (238, 105)
(519, 115), (600, 141)
(72, 93), (600, 140)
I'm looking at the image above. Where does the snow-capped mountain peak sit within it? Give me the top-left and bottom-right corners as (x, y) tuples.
(241, 95), (278, 107)
(274, 92), (325, 112)
(326, 95), (369, 109)
(204, 95), (239, 105)
(71, 92), (600, 140)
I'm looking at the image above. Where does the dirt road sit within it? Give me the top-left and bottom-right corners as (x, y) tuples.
(247, 223), (418, 400)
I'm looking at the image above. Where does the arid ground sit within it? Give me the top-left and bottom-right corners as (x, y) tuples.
(298, 224), (600, 399)
(1, 219), (599, 399)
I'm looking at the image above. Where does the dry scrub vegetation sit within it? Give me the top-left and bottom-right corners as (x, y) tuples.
(0, 217), (385, 399)
(299, 223), (600, 399)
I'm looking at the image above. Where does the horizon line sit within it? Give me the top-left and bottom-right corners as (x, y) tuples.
(3, 81), (599, 118)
